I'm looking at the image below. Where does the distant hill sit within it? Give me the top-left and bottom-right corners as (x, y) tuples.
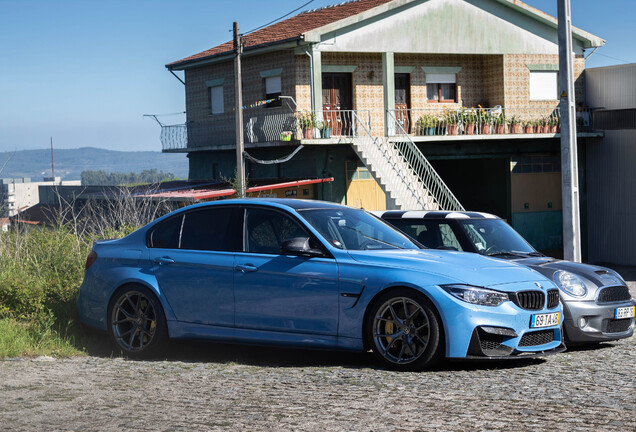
(0, 147), (189, 181)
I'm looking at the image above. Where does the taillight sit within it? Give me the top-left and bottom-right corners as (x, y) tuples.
(85, 251), (98, 270)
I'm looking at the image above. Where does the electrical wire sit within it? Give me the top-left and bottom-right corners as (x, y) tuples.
(242, 0), (315, 35)
(243, 146), (304, 165)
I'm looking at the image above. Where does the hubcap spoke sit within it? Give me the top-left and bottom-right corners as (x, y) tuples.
(112, 291), (156, 352)
(374, 296), (431, 365)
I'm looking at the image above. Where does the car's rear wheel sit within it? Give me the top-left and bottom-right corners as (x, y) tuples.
(366, 289), (442, 371)
(107, 285), (167, 358)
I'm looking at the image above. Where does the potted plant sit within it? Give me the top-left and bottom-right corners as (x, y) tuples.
(462, 109), (477, 135)
(321, 119), (332, 138)
(549, 116), (560, 133)
(479, 110), (492, 135)
(417, 114), (439, 136)
(280, 131), (292, 141)
(493, 114), (506, 134)
(524, 119), (534, 134)
(508, 115), (521, 134)
(445, 111), (459, 135)
(296, 111), (316, 139)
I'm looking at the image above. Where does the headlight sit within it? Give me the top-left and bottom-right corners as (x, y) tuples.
(441, 284), (509, 306)
(555, 270), (587, 297)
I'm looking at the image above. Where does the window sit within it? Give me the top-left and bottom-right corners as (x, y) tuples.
(388, 220), (462, 251)
(210, 85), (224, 114)
(148, 207), (238, 252)
(264, 75), (281, 108)
(180, 208), (237, 252)
(529, 71), (558, 100)
(511, 155), (561, 174)
(426, 73), (456, 103)
(245, 208), (308, 254)
(148, 215), (183, 249)
(346, 160), (371, 180)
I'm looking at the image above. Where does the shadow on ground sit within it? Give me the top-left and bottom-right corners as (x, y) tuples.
(78, 329), (552, 372)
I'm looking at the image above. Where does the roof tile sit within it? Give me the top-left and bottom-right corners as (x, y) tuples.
(168, 0), (393, 67)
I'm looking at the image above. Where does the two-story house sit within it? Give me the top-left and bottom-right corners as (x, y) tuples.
(164, 0), (603, 254)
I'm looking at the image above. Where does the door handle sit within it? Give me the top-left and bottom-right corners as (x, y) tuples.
(235, 264), (258, 272)
(154, 256), (175, 265)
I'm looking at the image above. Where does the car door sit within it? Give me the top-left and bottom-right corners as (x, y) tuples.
(234, 206), (339, 335)
(148, 206), (240, 326)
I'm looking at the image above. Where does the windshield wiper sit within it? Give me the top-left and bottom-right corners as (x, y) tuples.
(486, 251), (528, 258)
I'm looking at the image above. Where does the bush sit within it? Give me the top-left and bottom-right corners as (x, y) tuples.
(0, 191), (173, 357)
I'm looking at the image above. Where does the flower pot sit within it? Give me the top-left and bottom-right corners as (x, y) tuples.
(524, 125), (533, 134)
(510, 124), (519, 134)
(426, 127), (436, 136)
(280, 133), (292, 141)
(465, 124), (475, 135)
(323, 128), (331, 139)
(303, 127), (314, 139)
(549, 125), (557, 133)
(495, 125), (506, 134)
(447, 125), (458, 135)
(481, 124), (491, 135)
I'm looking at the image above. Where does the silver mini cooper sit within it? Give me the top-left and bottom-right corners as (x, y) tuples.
(375, 210), (635, 345)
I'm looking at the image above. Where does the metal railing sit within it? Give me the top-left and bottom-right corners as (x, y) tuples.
(160, 124), (188, 151)
(358, 110), (464, 211)
(387, 106), (593, 137)
(295, 109), (371, 138)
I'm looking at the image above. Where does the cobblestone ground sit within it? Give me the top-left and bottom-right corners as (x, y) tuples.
(1, 281), (634, 431)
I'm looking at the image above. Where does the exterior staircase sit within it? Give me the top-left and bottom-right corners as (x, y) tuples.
(351, 112), (463, 211)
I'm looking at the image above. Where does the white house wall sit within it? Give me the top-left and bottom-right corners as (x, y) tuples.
(315, 0), (585, 55)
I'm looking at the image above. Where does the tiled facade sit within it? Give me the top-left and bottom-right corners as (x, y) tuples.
(185, 50), (297, 149)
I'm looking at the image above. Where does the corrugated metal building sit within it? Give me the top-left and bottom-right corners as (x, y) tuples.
(585, 63), (636, 265)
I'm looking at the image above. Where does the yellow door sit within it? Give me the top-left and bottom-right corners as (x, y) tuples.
(345, 160), (386, 210)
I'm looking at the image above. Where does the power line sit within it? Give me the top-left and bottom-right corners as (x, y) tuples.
(243, 0), (315, 35)
(594, 52), (633, 64)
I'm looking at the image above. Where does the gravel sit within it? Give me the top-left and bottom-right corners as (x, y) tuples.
(1, 282), (634, 431)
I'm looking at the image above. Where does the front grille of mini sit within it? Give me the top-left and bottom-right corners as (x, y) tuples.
(597, 285), (631, 303)
(547, 289), (560, 309)
(519, 330), (554, 347)
(606, 319), (633, 333)
(512, 290), (545, 310)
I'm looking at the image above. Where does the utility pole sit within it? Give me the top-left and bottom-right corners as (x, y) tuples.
(558, 0), (581, 262)
(233, 22), (246, 197)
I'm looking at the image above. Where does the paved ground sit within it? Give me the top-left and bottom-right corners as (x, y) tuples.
(1, 280), (634, 431)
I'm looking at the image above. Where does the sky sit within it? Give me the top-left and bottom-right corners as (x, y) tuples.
(1, 0), (635, 154)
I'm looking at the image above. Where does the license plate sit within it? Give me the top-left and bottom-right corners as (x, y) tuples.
(531, 312), (560, 328)
(615, 306), (635, 319)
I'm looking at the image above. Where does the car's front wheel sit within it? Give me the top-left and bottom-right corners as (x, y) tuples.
(107, 285), (167, 358)
(366, 289), (443, 371)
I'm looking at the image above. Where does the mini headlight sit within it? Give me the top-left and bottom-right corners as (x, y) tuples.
(555, 270), (587, 297)
(441, 284), (509, 306)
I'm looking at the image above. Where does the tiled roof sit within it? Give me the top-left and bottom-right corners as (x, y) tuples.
(167, 0), (393, 68)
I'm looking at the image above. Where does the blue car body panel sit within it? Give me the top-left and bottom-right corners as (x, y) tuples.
(77, 198), (564, 359)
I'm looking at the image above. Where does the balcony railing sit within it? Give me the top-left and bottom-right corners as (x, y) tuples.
(295, 109), (371, 139)
(387, 106), (593, 137)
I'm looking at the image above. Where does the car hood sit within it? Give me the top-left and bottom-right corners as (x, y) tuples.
(346, 249), (553, 290)
(514, 257), (624, 288)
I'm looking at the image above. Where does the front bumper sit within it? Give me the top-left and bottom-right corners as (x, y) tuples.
(562, 298), (636, 343)
(431, 287), (564, 359)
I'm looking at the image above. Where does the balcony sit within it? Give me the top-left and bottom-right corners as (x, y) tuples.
(387, 106), (600, 141)
(160, 106), (600, 152)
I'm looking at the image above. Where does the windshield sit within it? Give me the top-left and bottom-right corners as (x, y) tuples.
(298, 208), (419, 251)
(457, 219), (537, 256)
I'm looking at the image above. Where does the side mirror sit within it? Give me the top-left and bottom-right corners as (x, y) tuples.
(281, 237), (324, 257)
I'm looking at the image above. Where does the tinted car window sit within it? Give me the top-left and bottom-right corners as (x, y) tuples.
(180, 207), (237, 252)
(149, 215), (183, 249)
(386, 220), (462, 250)
(246, 208), (309, 254)
(458, 219), (535, 254)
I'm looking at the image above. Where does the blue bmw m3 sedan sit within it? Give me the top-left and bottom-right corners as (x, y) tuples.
(78, 199), (564, 370)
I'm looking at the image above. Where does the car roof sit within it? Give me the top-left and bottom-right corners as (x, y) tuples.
(194, 198), (350, 211)
(372, 210), (501, 220)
